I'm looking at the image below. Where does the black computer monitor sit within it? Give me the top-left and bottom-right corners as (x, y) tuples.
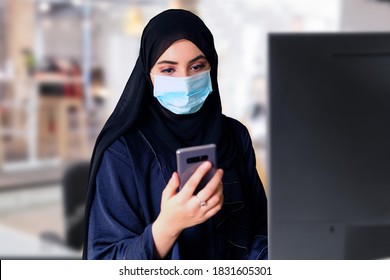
(269, 33), (390, 260)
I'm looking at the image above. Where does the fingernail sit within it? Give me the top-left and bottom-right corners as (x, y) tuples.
(202, 161), (211, 169)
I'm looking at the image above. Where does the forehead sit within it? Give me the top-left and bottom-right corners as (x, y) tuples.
(156, 39), (205, 62)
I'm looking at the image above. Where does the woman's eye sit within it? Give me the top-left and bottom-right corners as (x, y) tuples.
(161, 68), (175, 74)
(191, 63), (206, 71)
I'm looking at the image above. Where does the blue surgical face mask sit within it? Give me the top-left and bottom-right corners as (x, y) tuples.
(152, 70), (212, 115)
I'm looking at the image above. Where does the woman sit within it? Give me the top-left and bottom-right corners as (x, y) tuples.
(83, 9), (268, 260)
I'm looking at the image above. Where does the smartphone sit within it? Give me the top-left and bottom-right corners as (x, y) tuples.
(176, 143), (217, 194)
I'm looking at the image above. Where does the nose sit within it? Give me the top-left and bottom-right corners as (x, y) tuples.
(177, 68), (190, 77)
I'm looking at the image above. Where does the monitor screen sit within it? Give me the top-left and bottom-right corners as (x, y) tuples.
(269, 33), (390, 259)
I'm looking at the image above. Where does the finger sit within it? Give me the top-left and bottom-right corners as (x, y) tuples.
(179, 161), (212, 198)
(200, 187), (224, 210)
(162, 172), (180, 202)
(197, 187), (223, 213)
(196, 169), (224, 202)
(203, 202), (223, 220)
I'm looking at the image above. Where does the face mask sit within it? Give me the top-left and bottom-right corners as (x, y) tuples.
(152, 70), (212, 114)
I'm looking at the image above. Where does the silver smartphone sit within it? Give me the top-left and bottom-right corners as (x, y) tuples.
(176, 143), (217, 194)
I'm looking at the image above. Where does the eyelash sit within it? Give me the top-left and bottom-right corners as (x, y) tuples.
(190, 63), (206, 71)
(161, 67), (175, 74)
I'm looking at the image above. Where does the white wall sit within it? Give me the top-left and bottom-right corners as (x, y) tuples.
(341, 0), (390, 31)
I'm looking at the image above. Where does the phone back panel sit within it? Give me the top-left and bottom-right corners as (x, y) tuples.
(176, 144), (216, 193)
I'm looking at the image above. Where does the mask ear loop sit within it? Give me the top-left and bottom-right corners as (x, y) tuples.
(150, 73), (155, 86)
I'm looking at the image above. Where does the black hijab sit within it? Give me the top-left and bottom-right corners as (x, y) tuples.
(82, 9), (237, 259)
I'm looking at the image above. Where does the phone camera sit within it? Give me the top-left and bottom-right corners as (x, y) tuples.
(187, 155), (208, 164)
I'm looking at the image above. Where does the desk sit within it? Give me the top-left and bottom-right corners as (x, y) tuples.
(0, 224), (81, 259)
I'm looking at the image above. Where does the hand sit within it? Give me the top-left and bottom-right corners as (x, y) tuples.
(152, 161), (224, 258)
(163, 161), (224, 234)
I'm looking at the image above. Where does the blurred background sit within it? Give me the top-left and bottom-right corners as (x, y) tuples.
(0, 0), (389, 258)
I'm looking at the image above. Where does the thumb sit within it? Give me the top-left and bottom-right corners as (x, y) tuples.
(161, 172), (180, 202)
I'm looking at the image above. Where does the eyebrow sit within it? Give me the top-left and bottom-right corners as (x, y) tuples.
(156, 54), (207, 65)
(189, 55), (207, 64)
